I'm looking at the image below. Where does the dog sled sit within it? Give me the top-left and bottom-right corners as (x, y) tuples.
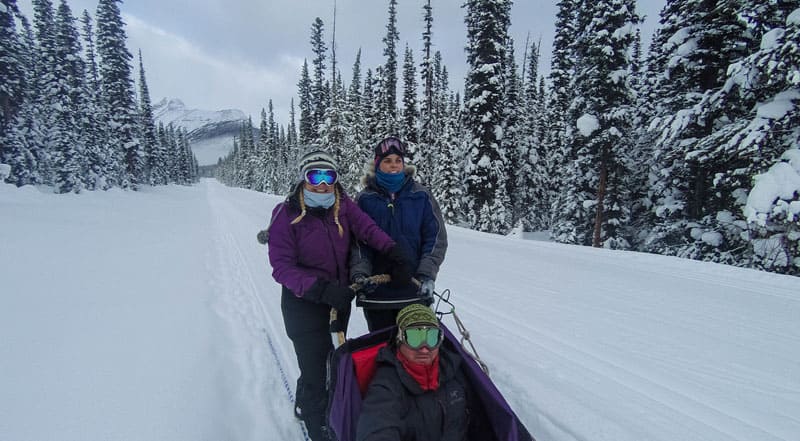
(326, 284), (535, 441)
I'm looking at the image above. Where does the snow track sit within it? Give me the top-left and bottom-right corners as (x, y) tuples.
(206, 181), (309, 440)
(3, 180), (797, 441)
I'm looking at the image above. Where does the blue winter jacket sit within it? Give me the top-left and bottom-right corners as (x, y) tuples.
(350, 165), (447, 303)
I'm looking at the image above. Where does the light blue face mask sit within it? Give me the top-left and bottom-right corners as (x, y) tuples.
(303, 188), (335, 208)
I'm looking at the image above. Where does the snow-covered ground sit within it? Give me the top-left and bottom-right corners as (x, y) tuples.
(1, 180), (798, 441)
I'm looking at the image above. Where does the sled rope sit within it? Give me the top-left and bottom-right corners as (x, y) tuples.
(433, 288), (490, 375)
(331, 275), (490, 375)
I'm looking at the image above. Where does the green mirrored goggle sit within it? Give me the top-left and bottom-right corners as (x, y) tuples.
(402, 326), (442, 350)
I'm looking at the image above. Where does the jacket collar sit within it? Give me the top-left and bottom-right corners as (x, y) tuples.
(361, 162), (417, 195)
(377, 342), (461, 396)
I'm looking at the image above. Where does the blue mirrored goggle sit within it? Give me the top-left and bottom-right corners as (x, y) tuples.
(305, 169), (338, 186)
(401, 326), (442, 350)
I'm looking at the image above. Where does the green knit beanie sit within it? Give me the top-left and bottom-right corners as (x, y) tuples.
(396, 304), (438, 329)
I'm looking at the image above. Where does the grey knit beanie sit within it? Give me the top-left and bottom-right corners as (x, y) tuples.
(297, 149), (337, 181)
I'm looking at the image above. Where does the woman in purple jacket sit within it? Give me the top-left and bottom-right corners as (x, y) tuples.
(261, 149), (411, 441)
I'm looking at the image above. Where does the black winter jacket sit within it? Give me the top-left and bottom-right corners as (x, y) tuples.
(356, 344), (473, 441)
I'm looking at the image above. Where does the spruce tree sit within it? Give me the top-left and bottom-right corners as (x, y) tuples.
(519, 39), (548, 231)
(79, 9), (108, 189)
(463, 0), (512, 233)
(645, 0), (754, 262)
(1, 0), (24, 146)
(420, 0), (434, 144)
(0, 0), (28, 181)
(401, 44), (418, 147)
(31, 0), (60, 184)
(137, 50), (164, 185)
(552, 0), (640, 248)
(502, 36), (523, 227)
(736, 6), (800, 275)
(297, 59), (313, 144)
(341, 50), (368, 192)
(96, 0), (142, 188)
(6, 15), (44, 186)
(381, 0), (399, 133)
(310, 17), (327, 141)
(51, 0), (86, 193)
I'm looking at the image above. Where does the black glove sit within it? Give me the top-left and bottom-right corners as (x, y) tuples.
(256, 229), (269, 245)
(305, 279), (355, 311)
(384, 245), (413, 288)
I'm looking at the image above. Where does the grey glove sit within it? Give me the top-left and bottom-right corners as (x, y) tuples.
(419, 279), (435, 305)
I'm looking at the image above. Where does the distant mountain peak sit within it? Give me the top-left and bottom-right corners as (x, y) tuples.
(153, 97), (246, 133)
(152, 97), (248, 166)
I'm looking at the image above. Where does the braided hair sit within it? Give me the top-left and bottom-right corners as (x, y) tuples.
(289, 184), (344, 237)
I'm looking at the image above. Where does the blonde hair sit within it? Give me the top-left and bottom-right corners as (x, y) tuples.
(290, 185), (344, 237)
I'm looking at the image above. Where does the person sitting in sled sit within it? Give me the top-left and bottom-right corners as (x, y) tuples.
(356, 304), (476, 441)
(261, 149), (412, 441)
(350, 136), (448, 331)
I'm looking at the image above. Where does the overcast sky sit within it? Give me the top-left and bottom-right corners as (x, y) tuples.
(17, 0), (666, 125)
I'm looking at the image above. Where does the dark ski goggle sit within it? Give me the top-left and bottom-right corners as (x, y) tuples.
(304, 168), (338, 186)
(400, 326), (442, 350)
(374, 136), (407, 157)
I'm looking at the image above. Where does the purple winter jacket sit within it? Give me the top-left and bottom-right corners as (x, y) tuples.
(267, 188), (396, 298)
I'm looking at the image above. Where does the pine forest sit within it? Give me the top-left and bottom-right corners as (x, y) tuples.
(2, 0), (799, 275)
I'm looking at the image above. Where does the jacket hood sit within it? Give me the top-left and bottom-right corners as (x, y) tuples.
(360, 161), (417, 189)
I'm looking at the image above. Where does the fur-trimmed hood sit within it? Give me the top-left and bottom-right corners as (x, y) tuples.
(360, 161), (417, 189)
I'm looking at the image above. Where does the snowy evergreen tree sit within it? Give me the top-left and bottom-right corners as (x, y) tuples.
(362, 68), (380, 146)
(519, 39), (549, 231)
(419, 0), (434, 148)
(462, 0), (512, 233)
(502, 36), (524, 227)
(309, 17), (327, 141)
(9, 26), (41, 183)
(340, 50), (369, 192)
(644, 0), (754, 262)
(736, 6), (800, 275)
(539, 0), (579, 231)
(1, 0), (25, 149)
(287, 97), (297, 147)
(430, 92), (466, 225)
(79, 9), (108, 189)
(96, 0), (142, 188)
(551, 0), (640, 248)
(28, 0), (61, 185)
(690, 4), (800, 272)
(137, 50), (164, 185)
(50, 0), (86, 193)
(401, 44), (418, 146)
(320, 74), (348, 166)
(381, 0), (400, 134)
(0, 0), (29, 182)
(297, 59), (313, 144)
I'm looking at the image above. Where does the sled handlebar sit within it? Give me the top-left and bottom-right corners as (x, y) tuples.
(329, 274), (422, 347)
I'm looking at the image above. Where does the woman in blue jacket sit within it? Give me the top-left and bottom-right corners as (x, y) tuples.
(350, 136), (448, 331)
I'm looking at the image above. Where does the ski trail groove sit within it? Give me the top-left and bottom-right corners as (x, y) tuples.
(206, 182), (309, 440)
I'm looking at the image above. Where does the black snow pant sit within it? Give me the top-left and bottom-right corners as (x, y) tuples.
(363, 308), (400, 333)
(281, 286), (350, 441)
